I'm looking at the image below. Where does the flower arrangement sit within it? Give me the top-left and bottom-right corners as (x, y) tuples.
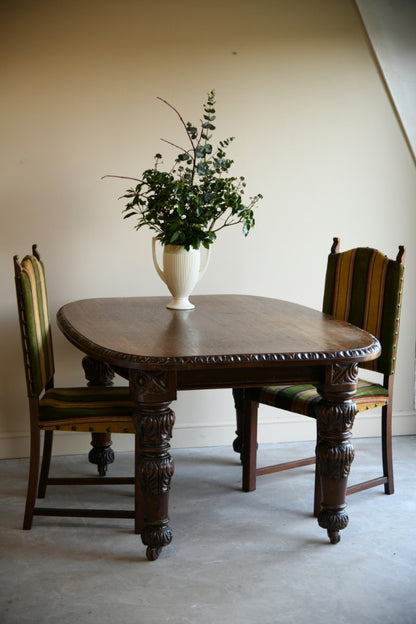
(104, 90), (262, 250)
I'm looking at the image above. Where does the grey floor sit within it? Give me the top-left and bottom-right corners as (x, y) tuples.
(1, 436), (415, 624)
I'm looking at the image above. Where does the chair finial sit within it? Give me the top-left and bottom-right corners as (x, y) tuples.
(396, 245), (406, 264)
(13, 255), (22, 276)
(331, 237), (340, 254)
(32, 244), (41, 261)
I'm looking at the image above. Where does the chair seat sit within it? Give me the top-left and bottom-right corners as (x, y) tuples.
(39, 386), (135, 433)
(253, 379), (389, 418)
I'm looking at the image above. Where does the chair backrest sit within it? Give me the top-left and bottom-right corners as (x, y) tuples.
(322, 238), (406, 375)
(14, 245), (55, 397)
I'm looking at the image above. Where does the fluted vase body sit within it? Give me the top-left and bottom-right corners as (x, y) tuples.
(152, 238), (210, 310)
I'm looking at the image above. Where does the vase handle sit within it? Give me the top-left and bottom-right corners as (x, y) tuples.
(198, 246), (211, 282)
(152, 237), (166, 284)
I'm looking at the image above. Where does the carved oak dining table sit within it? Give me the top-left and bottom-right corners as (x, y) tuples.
(57, 294), (380, 560)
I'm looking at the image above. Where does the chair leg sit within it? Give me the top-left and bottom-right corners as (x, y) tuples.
(381, 402), (394, 494)
(134, 433), (144, 534)
(241, 392), (259, 492)
(232, 388), (244, 457)
(23, 424), (41, 530)
(37, 430), (53, 498)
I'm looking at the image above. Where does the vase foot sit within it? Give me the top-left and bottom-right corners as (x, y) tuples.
(166, 298), (195, 310)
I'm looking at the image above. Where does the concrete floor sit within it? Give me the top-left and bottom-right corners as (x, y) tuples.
(0, 436), (415, 624)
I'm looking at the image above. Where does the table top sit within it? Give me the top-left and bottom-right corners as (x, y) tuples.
(57, 295), (380, 371)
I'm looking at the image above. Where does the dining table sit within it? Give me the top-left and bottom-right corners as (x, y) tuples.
(57, 294), (380, 560)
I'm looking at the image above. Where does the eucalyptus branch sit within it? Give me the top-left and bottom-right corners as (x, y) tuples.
(157, 95), (199, 186)
(190, 127), (205, 184)
(119, 191), (147, 201)
(102, 174), (144, 183)
(157, 96), (196, 153)
(160, 138), (191, 156)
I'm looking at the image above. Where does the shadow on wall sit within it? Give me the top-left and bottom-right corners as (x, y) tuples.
(0, 315), (28, 433)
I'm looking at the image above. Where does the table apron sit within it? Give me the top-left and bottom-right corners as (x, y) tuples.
(176, 363), (327, 391)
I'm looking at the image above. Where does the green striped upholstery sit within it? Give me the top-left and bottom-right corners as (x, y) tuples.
(39, 387), (135, 432)
(15, 254), (54, 397)
(323, 247), (405, 375)
(40, 387), (134, 417)
(254, 379), (389, 419)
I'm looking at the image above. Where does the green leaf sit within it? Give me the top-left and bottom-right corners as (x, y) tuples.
(197, 162), (209, 175)
(170, 231), (181, 243)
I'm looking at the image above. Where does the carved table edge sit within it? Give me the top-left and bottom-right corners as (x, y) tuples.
(56, 311), (381, 370)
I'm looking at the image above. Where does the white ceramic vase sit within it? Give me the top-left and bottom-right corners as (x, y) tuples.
(152, 237), (210, 310)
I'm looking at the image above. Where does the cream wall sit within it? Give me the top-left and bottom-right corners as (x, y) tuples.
(1, 0), (415, 458)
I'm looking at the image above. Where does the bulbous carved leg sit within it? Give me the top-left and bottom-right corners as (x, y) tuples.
(82, 356), (115, 387)
(88, 433), (114, 476)
(82, 356), (116, 476)
(314, 398), (357, 544)
(134, 401), (175, 561)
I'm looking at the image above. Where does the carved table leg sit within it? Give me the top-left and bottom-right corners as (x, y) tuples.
(129, 369), (177, 560)
(315, 364), (358, 544)
(88, 432), (115, 477)
(82, 356), (116, 476)
(133, 401), (175, 561)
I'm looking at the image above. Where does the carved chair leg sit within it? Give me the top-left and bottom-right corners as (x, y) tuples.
(82, 356), (116, 476)
(38, 430), (53, 498)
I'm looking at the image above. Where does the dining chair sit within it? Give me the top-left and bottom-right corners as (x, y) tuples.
(14, 245), (142, 532)
(234, 238), (406, 514)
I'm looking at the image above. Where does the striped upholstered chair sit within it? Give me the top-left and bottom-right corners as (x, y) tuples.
(237, 238), (406, 513)
(14, 245), (142, 532)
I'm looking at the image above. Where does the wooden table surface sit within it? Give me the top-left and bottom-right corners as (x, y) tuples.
(57, 295), (379, 369)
